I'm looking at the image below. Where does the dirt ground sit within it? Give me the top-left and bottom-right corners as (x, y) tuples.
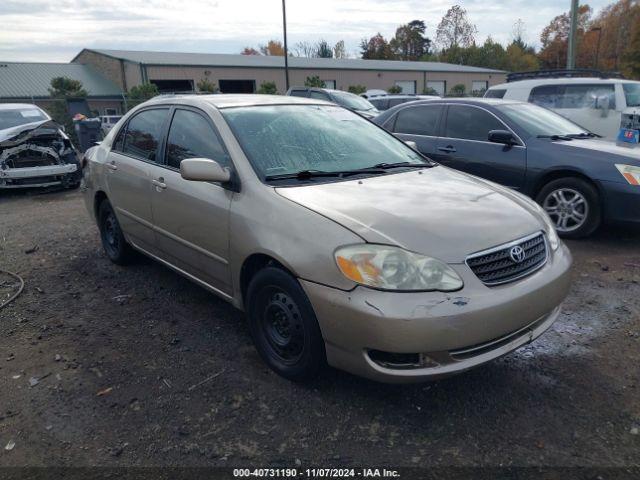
(0, 189), (639, 472)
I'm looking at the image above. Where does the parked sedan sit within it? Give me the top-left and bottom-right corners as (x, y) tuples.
(82, 94), (571, 383)
(286, 87), (379, 118)
(375, 98), (640, 238)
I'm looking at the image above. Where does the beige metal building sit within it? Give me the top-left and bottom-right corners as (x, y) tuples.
(72, 49), (506, 97)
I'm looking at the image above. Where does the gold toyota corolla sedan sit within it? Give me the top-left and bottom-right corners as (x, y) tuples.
(82, 94), (572, 383)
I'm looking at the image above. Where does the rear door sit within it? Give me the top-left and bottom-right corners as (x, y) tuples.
(389, 104), (443, 157)
(148, 107), (234, 296)
(105, 108), (170, 254)
(434, 104), (526, 189)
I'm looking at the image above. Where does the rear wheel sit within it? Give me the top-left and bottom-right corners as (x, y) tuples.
(98, 200), (135, 265)
(536, 177), (601, 238)
(246, 267), (326, 381)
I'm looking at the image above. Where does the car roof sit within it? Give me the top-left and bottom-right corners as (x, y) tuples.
(0, 103), (47, 111)
(143, 94), (332, 109)
(489, 77), (640, 90)
(398, 98), (523, 106)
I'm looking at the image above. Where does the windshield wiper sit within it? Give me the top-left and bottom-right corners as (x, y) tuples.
(371, 161), (434, 169)
(565, 132), (600, 139)
(537, 134), (573, 141)
(265, 168), (387, 181)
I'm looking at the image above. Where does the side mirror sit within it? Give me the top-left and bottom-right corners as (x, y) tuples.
(404, 140), (418, 150)
(180, 158), (231, 183)
(488, 130), (517, 145)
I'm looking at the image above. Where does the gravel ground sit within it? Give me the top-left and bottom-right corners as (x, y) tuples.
(0, 189), (639, 473)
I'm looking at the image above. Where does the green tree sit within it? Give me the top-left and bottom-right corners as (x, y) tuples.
(197, 78), (218, 93)
(422, 87), (439, 95)
(257, 81), (278, 94)
(390, 20), (431, 60)
(450, 84), (466, 96)
(316, 40), (333, 58)
(360, 33), (396, 60)
(48, 77), (88, 98)
(348, 85), (367, 95)
(126, 83), (160, 111)
(47, 77), (88, 144)
(436, 5), (478, 49)
(387, 85), (403, 94)
(304, 75), (326, 88)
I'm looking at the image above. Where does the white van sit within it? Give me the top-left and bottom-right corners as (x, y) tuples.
(485, 75), (640, 140)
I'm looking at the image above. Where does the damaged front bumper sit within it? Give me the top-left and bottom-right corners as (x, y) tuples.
(0, 120), (81, 189)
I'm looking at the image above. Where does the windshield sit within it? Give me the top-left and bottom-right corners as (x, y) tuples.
(0, 107), (48, 131)
(221, 105), (427, 180)
(330, 91), (377, 111)
(495, 103), (588, 137)
(623, 83), (640, 107)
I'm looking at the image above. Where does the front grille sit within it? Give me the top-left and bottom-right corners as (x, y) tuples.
(466, 232), (547, 286)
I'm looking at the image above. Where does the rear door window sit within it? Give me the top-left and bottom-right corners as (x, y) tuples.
(394, 105), (442, 136)
(122, 109), (169, 162)
(165, 109), (230, 170)
(444, 105), (504, 142)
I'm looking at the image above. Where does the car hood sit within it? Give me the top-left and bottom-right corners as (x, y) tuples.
(556, 138), (640, 163)
(0, 120), (60, 145)
(275, 166), (546, 263)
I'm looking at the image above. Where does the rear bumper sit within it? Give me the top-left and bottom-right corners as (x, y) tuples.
(301, 243), (572, 383)
(602, 180), (640, 225)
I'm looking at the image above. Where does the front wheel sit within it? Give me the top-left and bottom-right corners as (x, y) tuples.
(536, 177), (601, 239)
(246, 267), (326, 382)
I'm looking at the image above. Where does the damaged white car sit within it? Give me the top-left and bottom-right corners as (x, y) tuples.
(0, 104), (81, 189)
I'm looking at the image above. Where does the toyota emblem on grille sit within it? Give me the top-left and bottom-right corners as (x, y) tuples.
(509, 246), (526, 263)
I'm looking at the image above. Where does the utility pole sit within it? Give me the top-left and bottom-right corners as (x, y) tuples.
(567, 0), (579, 69)
(282, 0), (290, 91)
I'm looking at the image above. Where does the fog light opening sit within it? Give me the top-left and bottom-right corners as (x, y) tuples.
(368, 350), (440, 370)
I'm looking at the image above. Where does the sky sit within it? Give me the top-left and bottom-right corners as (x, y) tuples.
(0, 0), (614, 62)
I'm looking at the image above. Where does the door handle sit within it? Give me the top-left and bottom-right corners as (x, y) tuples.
(106, 161), (117, 171)
(437, 146), (456, 153)
(152, 178), (167, 190)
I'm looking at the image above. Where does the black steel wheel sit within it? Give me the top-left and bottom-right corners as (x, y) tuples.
(98, 200), (135, 265)
(247, 267), (326, 381)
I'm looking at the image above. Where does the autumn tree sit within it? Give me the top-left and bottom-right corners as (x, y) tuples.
(260, 40), (285, 56)
(241, 47), (260, 55)
(589, 0), (640, 74)
(389, 20), (431, 60)
(538, 5), (592, 69)
(360, 33), (395, 60)
(436, 5), (478, 49)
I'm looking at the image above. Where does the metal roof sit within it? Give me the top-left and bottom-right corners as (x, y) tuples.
(0, 62), (123, 99)
(79, 49), (505, 74)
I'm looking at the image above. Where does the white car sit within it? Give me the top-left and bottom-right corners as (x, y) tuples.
(0, 104), (81, 189)
(485, 75), (640, 140)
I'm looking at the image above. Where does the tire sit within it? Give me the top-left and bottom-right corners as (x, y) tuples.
(98, 200), (135, 265)
(536, 177), (601, 239)
(246, 267), (326, 382)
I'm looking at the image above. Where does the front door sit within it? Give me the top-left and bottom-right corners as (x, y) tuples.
(433, 104), (526, 190)
(104, 108), (170, 253)
(149, 107), (234, 296)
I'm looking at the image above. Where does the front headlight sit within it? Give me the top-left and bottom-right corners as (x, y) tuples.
(615, 164), (640, 186)
(542, 214), (560, 251)
(335, 245), (463, 292)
